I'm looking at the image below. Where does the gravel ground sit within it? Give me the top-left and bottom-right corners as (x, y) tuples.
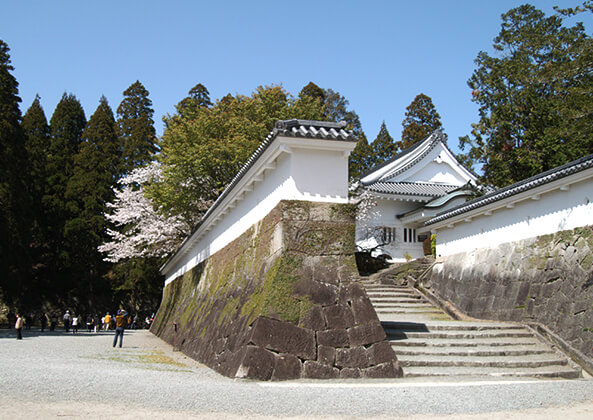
(1, 328), (592, 419)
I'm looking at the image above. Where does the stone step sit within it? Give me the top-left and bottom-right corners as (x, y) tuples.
(390, 337), (542, 347)
(377, 308), (445, 315)
(382, 321), (527, 331)
(369, 296), (422, 302)
(393, 345), (555, 357)
(386, 329), (534, 339)
(397, 354), (568, 368)
(402, 365), (581, 379)
(372, 302), (435, 309)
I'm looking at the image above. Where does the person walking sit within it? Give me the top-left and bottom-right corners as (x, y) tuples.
(113, 309), (127, 348)
(72, 314), (79, 334)
(63, 310), (71, 332)
(15, 313), (24, 340)
(40, 313), (48, 332)
(104, 312), (111, 331)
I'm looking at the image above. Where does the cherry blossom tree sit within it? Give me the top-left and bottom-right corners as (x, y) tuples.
(98, 163), (190, 262)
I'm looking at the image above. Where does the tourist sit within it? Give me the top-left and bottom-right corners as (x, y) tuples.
(50, 313), (57, 331)
(104, 312), (111, 331)
(86, 314), (93, 332)
(113, 309), (127, 348)
(15, 313), (24, 340)
(40, 313), (48, 332)
(94, 314), (101, 333)
(72, 314), (79, 334)
(63, 310), (71, 332)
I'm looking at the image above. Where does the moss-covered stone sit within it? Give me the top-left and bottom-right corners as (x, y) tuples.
(151, 200), (401, 380)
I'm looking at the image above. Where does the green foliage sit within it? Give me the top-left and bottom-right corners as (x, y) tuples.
(431, 234), (436, 257)
(0, 40), (31, 307)
(65, 96), (120, 306)
(117, 80), (157, 173)
(399, 93), (442, 150)
(459, 4), (593, 187)
(369, 121), (396, 167)
(108, 257), (164, 313)
(153, 85), (325, 224)
(348, 132), (373, 180)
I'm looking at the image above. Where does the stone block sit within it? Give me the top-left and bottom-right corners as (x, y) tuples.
(348, 323), (386, 346)
(323, 304), (355, 329)
(317, 329), (349, 348)
(317, 345), (336, 365)
(272, 354), (302, 381)
(340, 368), (361, 378)
(303, 361), (339, 379)
(362, 361), (402, 378)
(335, 346), (368, 368)
(235, 345), (276, 380)
(367, 341), (396, 365)
(250, 317), (316, 360)
(339, 282), (367, 302)
(299, 305), (326, 330)
(294, 276), (338, 306)
(350, 297), (379, 326)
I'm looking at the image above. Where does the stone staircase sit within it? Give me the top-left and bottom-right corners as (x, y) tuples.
(360, 279), (582, 379)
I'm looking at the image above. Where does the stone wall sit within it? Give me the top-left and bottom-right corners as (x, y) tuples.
(426, 225), (593, 359)
(151, 200), (402, 380)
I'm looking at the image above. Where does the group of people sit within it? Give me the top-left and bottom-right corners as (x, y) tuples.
(12, 310), (156, 347)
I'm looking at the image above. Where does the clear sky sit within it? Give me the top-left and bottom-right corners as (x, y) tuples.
(3, 0), (591, 155)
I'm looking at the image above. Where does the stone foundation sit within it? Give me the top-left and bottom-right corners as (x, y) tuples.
(426, 226), (593, 359)
(151, 200), (402, 380)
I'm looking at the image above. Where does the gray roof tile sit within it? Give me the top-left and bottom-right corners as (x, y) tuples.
(366, 181), (459, 197)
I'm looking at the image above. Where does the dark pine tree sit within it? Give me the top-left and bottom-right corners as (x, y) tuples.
(22, 95), (52, 300)
(370, 122), (396, 168)
(0, 40), (32, 308)
(177, 83), (213, 117)
(47, 93), (86, 305)
(399, 93), (442, 150)
(349, 132), (373, 180)
(299, 81), (326, 102)
(66, 96), (120, 309)
(117, 81), (157, 174)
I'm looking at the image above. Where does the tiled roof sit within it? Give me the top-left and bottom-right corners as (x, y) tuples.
(426, 153), (593, 226)
(359, 129), (445, 182)
(366, 181), (459, 197)
(274, 119), (356, 141)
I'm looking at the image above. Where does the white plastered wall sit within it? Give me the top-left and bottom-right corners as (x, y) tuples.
(434, 176), (593, 257)
(162, 136), (355, 285)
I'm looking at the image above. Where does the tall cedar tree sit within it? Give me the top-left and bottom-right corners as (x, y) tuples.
(369, 122), (396, 168)
(22, 96), (52, 299)
(154, 85), (325, 225)
(47, 93), (86, 300)
(66, 96), (120, 308)
(399, 93), (442, 150)
(459, 4), (593, 187)
(117, 81), (157, 174)
(0, 40), (31, 307)
(348, 133), (373, 180)
(177, 83), (213, 117)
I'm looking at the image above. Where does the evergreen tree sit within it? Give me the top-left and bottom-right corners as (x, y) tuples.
(348, 132), (373, 180)
(299, 81), (326, 101)
(460, 4), (593, 187)
(117, 81), (157, 174)
(177, 83), (213, 116)
(47, 93), (86, 303)
(66, 96), (120, 308)
(22, 96), (52, 298)
(0, 40), (31, 307)
(369, 122), (396, 167)
(399, 93), (442, 150)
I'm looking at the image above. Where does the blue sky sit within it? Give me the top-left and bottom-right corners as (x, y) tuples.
(3, 1), (591, 155)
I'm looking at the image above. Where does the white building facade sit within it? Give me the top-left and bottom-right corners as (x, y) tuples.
(354, 130), (477, 262)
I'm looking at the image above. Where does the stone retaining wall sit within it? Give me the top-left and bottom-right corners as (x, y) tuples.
(151, 200), (402, 380)
(426, 225), (593, 359)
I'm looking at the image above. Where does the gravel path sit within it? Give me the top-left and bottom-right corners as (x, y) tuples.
(1, 328), (592, 419)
